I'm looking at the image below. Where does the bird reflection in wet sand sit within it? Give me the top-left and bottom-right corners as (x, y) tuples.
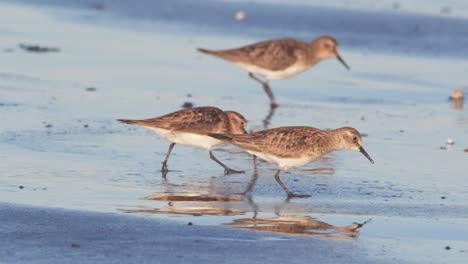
(262, 105), (277, 128)
(230, 195), (371, 238)
(117, 106), (248, 176)
(125, 172), (370, 239)
(210, 126), (374, 198)
(450, 99), (464, 110)
(226, 213), (370, 238)
(198, 36), (349, 107)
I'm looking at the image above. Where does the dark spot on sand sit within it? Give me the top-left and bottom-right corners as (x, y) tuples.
(0, 102), (19, 107)
(18, 186), (24, 189)
(91, 3), (105, 10)
(182, 102), (193, 108)
(85, 87), (97, 92)
(187, 222), (193, 226)
(84, 124), (89, 128)
(441, 196), (446, 199)
(186, 93), (192, 98)
(45, 124), (53, 128)
(399, 129), (404, 133)
(71, 243), (81, 248)
(440, 146), (447, 150)
(361, 133), (369, 137)
(445, 246), (451, 250)
(19, 44), (60, 53)
(440, 6), (452, 14)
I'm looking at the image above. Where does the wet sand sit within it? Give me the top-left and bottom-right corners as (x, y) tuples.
(1, 203), (379, 264)
(1, 1), (468, 263)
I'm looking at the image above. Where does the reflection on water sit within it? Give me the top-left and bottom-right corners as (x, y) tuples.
(450, 99), (464, 110)
(124, 170), (369, 239)
(225, 216), (369, 238)
(126, 205), (246, 217)
(145, 193), (243, 202)
(303, 167), (335, 175)
(262, 105), (277, 128)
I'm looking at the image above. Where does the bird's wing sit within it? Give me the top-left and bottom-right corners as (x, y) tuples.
(213, 39), (307, 71)
(132, 107), (229, 135)
(228, 127), (327, 158)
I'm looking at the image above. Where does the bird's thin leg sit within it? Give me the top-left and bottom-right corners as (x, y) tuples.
(252, 155), (257, 171)
(209, 150), (245, 175)
(246, 195), (258, 219)
(274, 169), (310, 198)
(262, 104), (277, 129)
(242, 166), (258, 195)
(161, 143), (175, 175)
(248, 72), (278, 108)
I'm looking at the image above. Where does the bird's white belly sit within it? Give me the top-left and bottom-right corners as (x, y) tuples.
(146, 127), (222, 150)
(235, 62), (308, 80)
(246, 150), (315, 170)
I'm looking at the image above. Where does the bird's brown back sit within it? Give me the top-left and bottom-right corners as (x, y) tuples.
(199, 39), (309, 71)
(119, 107), (232, 135)
(222, 126), (331, 158)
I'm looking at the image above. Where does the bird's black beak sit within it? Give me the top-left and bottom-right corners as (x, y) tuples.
(337, 54), (350, 70)
(359, 146), (374, 164)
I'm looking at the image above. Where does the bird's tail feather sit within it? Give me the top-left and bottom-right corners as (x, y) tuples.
(117, 119), (141, 125)
(197, 48), (216, 55)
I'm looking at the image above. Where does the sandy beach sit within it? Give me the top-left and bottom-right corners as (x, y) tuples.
(1, 0), (468, 263)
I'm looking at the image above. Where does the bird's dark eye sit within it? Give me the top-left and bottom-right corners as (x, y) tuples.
(353, 136), (358, 142)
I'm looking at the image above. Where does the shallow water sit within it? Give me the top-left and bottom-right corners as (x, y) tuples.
(1, 1), (468, 263)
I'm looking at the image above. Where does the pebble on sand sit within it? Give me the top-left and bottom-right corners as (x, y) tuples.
(447, 138), (454, 145)
(235, 10), (246, 22)
(449, 89), (464, 100)
(182, 102), (193, 108)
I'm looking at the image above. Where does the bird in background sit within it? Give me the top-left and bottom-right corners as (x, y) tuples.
(118, 107), (248, 176)
(198, 36), (350, 108)
(209, 126), (373, 198)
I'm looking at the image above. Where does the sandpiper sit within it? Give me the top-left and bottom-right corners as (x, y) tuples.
(198, 36), (349, 107)
(118, 107), (248, 175)
(209, 126), (373, 198)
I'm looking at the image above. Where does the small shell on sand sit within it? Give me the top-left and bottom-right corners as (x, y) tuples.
(449, 89), (464, 100)
(235, 10), (246, 22)
(447, 137), (454, 145)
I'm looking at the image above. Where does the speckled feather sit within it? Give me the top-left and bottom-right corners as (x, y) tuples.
(212, 126), (366, 160)
(213, 126), (336, 159)
(118, 107), (234, 135)
(199, 39), (309, 71)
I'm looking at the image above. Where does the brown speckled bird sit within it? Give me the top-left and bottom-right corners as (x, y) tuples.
(210, 126), (373, 198)
(118, 107), (248, 175)
(198, 36), (350, 107)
